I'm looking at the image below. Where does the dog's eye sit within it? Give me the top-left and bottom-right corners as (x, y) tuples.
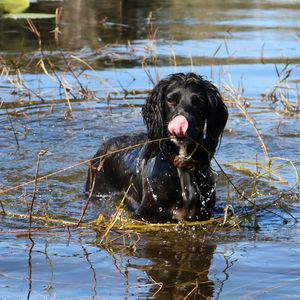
(166, 96), (179, 106)
(166, 91), (181, 106)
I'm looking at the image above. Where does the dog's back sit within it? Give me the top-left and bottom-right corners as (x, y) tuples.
(86, 133), (147, 195)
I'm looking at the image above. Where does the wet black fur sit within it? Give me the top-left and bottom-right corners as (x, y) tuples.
(86, 73), (228, 222)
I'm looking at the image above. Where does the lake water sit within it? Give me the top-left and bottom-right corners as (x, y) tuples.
(0, 0), (300, 299)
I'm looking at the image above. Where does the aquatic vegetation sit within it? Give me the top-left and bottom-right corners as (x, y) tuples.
(0, 0), (29, 13)
(262, 63), (299, 114)
(0, 0), (55, 19)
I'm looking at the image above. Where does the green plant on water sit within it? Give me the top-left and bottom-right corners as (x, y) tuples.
(0, 0), (29, 13)
(0, 0), (56, 19)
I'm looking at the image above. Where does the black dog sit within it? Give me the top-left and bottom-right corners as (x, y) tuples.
(86, 73), (228, 222)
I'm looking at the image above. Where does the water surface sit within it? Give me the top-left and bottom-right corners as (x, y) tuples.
(0, 0), (300, 298)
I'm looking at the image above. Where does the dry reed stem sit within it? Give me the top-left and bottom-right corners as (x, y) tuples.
(0, 208), (233, 234)
(209, 143), (291, 223)
(26, 20), (41, 50)
(77, 156), (107, 226)
(112, 216), (230, 231)
(149, 276), (164, 297)
(24, 17), (92, 104)
(183, 281), (198, 300)
(0, 210), (80, 227)
(142, 11), (160, 84)
(224, 81), (271, 165)
(59, 49), (87, 95)
(99, 183), (133, 243)
(9, 63), (46, 102)
(5, 107), (19, 149)
(225, 157), (299, 186)
(28, 150), (47, 242)
(51, 7), (63, 44)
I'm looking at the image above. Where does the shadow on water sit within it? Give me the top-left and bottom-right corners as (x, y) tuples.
(0, 0), (300, 298)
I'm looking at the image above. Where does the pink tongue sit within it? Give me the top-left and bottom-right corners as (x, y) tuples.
(168, 115), (189, 137)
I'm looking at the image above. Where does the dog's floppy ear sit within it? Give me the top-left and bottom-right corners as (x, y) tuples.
(204, 83), (228, 158)
(142, 79), (169, 140)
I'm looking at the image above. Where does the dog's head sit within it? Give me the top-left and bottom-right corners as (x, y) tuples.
(142, 72), (228, 157)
